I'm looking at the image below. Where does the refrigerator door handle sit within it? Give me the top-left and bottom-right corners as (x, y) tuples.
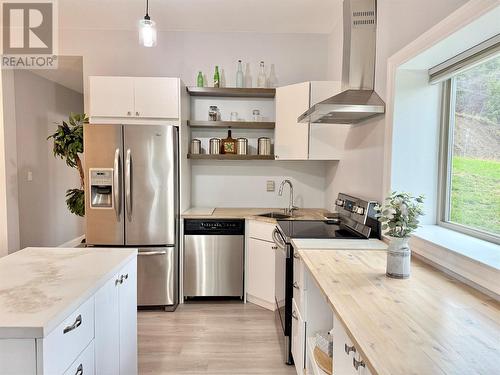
(125, 148), (132, 221)
(139, 250), (168, 256)
(113, 148), (121, 219)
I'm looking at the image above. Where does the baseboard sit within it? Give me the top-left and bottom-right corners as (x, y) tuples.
(246, 294), (275, 311)
(58, 235), (85, 248)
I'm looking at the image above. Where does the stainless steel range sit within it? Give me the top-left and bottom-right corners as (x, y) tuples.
(273, 193), (380, 365)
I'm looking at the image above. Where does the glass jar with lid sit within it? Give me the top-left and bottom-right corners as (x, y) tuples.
(208, 106), (221, 121)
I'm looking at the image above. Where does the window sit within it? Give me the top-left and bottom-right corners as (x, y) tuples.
(439, 52), (500, 244)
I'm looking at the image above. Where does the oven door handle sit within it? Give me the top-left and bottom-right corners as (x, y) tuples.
(272, 228), (285, 249)
(273, 228), (290, 259)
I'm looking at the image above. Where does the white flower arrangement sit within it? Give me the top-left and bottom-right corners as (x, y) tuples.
(375, 192), (425, 238)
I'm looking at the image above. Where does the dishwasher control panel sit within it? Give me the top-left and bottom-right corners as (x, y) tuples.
(184, 219), (245, 235)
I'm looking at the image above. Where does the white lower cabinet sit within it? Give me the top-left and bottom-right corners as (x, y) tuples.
(63, 340), (95, 375)
(246, 221), (276, 311)
(333, 313), (372, 375)
(291, 298), (306, 374)
(95, 257), (137, 375)
(0, 256), (138, 375)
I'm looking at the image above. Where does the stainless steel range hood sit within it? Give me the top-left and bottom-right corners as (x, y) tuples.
(298, 0), (385, 124)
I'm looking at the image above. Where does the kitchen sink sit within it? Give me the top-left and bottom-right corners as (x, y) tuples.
(258, 212), (291, 219)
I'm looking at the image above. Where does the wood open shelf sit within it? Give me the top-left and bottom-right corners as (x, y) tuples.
(187, 87), (276, 98)
(187, 154), (275, 160)
(188, 120), (275, 129)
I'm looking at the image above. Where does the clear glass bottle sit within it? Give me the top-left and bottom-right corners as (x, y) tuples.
(196, 71), (204, 87)
(213, 66), (220, 88)
(236, 60), (244, 88)
(244, 63), (252, 88)
(257, 61), (267, 88)
(268, 64), (278, 88)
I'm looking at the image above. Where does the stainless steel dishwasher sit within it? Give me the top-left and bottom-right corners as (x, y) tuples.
(183, 219), (244, 298)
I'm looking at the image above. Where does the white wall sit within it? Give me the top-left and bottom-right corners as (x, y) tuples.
(12, 71), (84, 249)
(191, 160), (328, 208)
(325, 0), (469, 204)
(58, 28), (332, 209)
(59, 29), (329, 111)
(0, 70), (7, 256)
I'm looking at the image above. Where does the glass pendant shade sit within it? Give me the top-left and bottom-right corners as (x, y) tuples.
(139, 18), (157, 47)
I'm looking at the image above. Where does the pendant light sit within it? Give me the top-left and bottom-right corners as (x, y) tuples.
(139, 0), (157, 47)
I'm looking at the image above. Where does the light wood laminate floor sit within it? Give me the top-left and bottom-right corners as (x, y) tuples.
(138, 301), (296, 374)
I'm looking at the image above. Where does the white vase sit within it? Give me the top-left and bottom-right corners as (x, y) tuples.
(386, 236), (411, 279)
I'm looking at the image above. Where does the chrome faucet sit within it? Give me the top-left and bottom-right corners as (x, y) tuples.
(278, 179), (298, 216)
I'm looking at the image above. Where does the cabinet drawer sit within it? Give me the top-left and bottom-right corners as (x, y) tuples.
(41, 297), (95, 374)
(248, 220), (276, 242)
(63, 340), (95, 375)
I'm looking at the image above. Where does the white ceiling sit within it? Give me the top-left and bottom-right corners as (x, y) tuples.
(59, 0), (340, 34)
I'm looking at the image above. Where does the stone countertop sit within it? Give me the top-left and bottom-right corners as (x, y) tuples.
(182, 207), (329, 224)
(0, 247), (137, 339)
(296, 246), (500, 375)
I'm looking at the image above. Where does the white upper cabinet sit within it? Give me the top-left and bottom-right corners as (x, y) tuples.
(90, 76), (135, 118)
(275, 82), (310, 160)
(89, 76), (180, 122)
(134, 77), (179, 119)
(275, 81), (346, 160)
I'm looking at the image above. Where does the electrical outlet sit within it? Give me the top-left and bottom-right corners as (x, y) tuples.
(27, 171), (33, 182)
(266, 180), (275, 192)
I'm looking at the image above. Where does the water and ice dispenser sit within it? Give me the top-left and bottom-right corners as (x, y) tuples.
(89, 168), (114, 209)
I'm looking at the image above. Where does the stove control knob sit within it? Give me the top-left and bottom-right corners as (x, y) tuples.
(356, 206), (365, 215)
(336, 199), (344, 207)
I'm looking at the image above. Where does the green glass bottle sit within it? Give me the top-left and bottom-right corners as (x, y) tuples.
(213, 66), (220, 88)
(196, 71), (204, 87)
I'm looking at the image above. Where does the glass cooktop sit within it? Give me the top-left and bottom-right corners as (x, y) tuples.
(277, 220), (363, 241)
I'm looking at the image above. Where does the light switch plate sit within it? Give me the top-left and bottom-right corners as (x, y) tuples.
(266, 180), (275, 192)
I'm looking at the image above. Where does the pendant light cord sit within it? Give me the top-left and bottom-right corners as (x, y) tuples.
(145, 0), (150, 20)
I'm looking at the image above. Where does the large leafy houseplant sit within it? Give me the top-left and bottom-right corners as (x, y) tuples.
(47, 113), (88, 217)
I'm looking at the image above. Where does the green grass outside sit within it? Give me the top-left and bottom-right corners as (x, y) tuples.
(450, 156), (500, 235)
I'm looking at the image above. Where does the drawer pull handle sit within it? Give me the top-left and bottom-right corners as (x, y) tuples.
(75, 364), (83, 375)
(115, 277), (123, 286)
(353, 358), (365, 370)
(272, 246), (278, 250)
(293, 282), (300, 290)
(345, 343), (356, 355)
(293, 253), (300, 259)
(292, 311), (298, 320)
(63, 314), (82, 334)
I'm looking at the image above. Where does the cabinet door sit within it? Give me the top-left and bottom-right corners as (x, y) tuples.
(95, 271), (120, 375)
(247, 238), (275, 307)
(333, 313), (358, 375)
(119, 258), (138, 375)
(291, 298), (305, 373)
(134, 77), (179, 119)
(89, 76), (134, 118)
(275, 82), (310, 160)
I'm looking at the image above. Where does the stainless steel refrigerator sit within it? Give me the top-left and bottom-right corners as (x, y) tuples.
(84, 124), (179, 310)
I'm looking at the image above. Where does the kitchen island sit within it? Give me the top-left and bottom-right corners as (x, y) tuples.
(0, 247), (137, 375)
(293, 240), (500, 375)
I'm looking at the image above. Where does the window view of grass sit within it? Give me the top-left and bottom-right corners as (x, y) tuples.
(450, 55), (500, 236)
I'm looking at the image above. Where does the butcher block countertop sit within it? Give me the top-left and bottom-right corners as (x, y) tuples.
(0, 247), (137, 339)
(182, 207), (328, 223)
(297, 248), (500, 375)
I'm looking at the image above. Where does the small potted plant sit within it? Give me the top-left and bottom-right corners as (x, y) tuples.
(376, 192), (424, 279)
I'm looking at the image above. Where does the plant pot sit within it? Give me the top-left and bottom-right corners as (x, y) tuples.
(386, 236), (411, 279)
